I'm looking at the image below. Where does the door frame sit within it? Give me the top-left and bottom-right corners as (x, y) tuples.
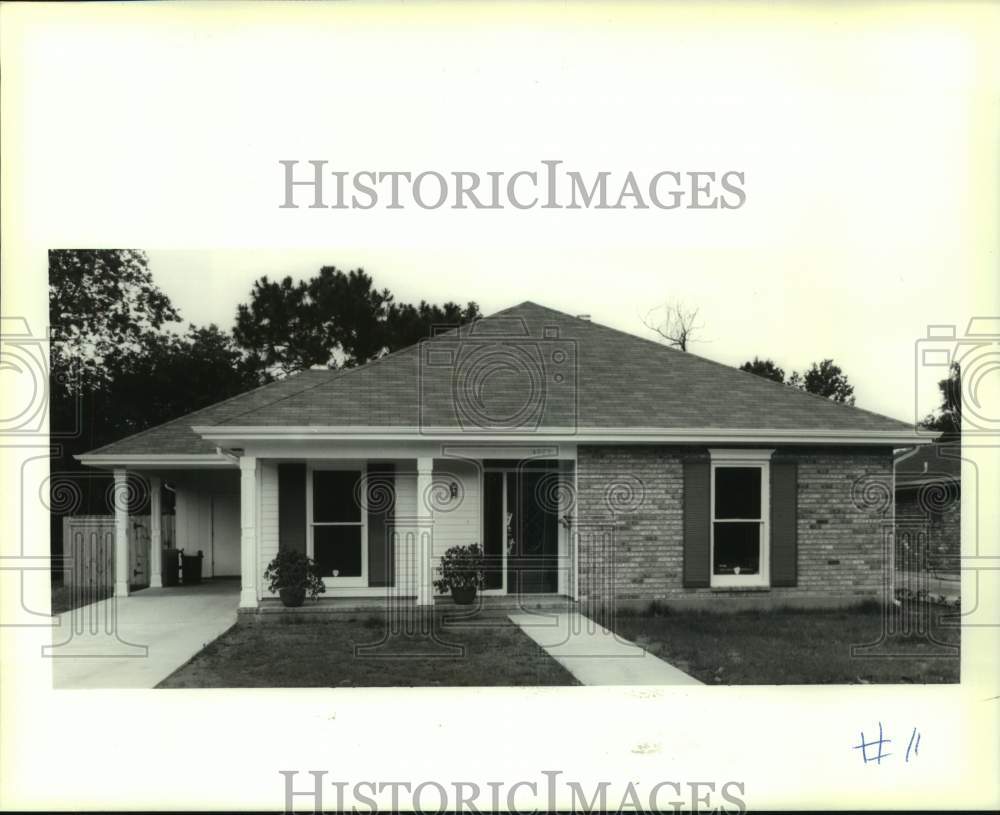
(479, 465), (508, 595)
(480, 461), (561, 596)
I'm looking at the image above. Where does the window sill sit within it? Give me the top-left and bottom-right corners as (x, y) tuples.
(709, 585), (771, 594)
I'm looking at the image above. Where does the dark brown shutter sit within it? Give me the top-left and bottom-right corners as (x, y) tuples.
(770, 460), (798, 587)
(278, 463), (307, 554)
(482, 471), (504, 590)
(367, 462), (395, 587)
(683, 459), (711, 587)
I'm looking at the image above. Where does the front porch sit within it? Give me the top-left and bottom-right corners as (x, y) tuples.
(249, 592), (579, 619)
(101, 444), (581, 612)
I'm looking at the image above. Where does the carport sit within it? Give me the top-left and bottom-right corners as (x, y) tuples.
(72, 455), (242, 596)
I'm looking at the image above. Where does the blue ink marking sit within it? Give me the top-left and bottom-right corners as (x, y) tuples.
(854, 721), (892, 764)
(905, 728), (921, 762)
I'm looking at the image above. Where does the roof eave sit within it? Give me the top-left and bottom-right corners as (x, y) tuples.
(192, 425), (935, 446)
(76, 453), (238, 470)
(896, 475), (961, 488)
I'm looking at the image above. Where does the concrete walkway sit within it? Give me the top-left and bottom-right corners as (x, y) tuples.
(895, 569), (960, 600)
(509, 611), (702, 686)
(50, 580), (239, 689)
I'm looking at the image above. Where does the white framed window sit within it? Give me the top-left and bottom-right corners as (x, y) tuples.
(307, 461), (368, 588)
(709, 449), (773, 588)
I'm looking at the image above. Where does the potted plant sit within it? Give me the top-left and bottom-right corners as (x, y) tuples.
(263, 549), (326, 608)
(434, 543), (485, 605)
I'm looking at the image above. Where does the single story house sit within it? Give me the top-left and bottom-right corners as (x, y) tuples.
(894, 443), (961, 572)
(77, 301), (931, 611)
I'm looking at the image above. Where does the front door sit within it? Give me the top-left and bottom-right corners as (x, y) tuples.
(483, 464), (560, 595)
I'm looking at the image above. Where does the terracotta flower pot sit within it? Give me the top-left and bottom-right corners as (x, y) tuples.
(451, 585), (477, 605)
(279, 586), (306, 608)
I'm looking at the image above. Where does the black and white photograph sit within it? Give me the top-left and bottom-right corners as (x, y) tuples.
(1, 2), (998, 812)
(48, 249), (961, 691)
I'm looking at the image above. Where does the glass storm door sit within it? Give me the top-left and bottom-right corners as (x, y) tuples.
(507, 469), (559, 594)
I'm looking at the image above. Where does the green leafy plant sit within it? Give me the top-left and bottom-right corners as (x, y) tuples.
(263, 550), (326, 599)
(433, 543), (485, 594)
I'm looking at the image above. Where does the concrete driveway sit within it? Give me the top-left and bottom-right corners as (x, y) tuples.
(50, 580), (239, 689)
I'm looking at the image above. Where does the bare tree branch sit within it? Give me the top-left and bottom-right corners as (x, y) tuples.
(641, 300), (704, 351)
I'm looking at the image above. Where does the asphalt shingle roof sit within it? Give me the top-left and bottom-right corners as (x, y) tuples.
(84, 370), (334, 455)
(85, 301), (915, 456)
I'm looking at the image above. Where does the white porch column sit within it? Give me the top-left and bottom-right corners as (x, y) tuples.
(149, 476), (163, 588)
(113, 468), (130, 598)
(416, 456), (434, 606)
(239, 455), (259, 609)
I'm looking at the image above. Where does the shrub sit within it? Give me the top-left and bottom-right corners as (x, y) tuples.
(263, 549), (326, 600)
(433, 543), (485, 594)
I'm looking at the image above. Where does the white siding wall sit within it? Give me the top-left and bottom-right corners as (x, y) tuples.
(430, 459), (482, 595)
(258, 461), (280, 597)
(210, 491), (242, 576)
(175, 484), (243, 579)
(174, 487), (211, 574)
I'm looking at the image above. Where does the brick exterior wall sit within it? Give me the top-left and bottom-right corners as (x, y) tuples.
(575, 445), (895, 609)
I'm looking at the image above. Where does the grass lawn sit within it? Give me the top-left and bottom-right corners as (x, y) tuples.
(609, 604), (960, 684)
(158, 613), (579, 688)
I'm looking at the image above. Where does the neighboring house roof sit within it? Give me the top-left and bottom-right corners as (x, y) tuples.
(82, 301), (921, 459)
(895, 443), (962, 488)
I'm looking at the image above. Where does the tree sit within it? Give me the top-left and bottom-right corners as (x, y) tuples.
(737, 353), (857, 404)
(920, 362), (960, 439)
(47, 251), (258, 530)
(49, 249), (186, 479)
(739, 357), (786, 383)
(641, 300), (703, 351)
(384, 300), (482, 350)
(102, 325), (259, 439)
(792, 359), (856, 405)
(49, 249), (179, 392)
(233, 266), (480, 379)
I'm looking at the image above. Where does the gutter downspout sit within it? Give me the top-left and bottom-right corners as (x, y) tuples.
(889, 447), (915, 607)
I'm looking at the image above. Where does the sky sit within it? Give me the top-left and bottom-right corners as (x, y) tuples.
(8, 1), (996, 427)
